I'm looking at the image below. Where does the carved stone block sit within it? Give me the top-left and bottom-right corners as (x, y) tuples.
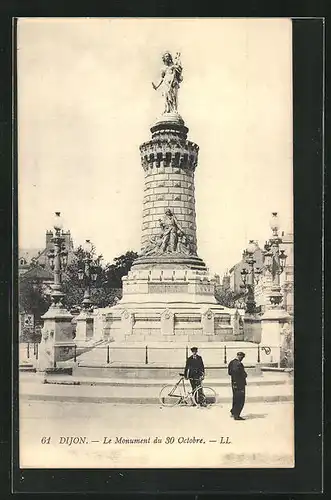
(161, 309), (174, 335)
(201, 308), (215, 335)
(121, 309), (135, 335)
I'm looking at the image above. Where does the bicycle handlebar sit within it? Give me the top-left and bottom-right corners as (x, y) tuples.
(179, 373), (204, 381)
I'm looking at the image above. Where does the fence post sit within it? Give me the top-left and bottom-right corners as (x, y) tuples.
(278, 345), (281, 369)
(107, 345), (110, 364)
(27, 342), (30, 359)
(186, 345), (188, 360)
(257, 344), (261, 363)
(145, 345), (148, 365)
(74, 344), (77, 363)
(36, 342), (38, 360)
(223, 345), (227, 364)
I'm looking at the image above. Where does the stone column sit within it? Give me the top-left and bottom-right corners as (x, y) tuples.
(139, 118), (199, 255)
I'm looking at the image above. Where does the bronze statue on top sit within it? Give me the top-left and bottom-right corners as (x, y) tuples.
(152, 52), (183, 114)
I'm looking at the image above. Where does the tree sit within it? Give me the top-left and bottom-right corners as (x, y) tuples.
(62, 244), (105, 310)
(62, 248), (139, 309)
(214, 285), (237, 308)
(19, 278), (51, 341)
(19, 279), (51, 319)
(104, 251), (139, 289)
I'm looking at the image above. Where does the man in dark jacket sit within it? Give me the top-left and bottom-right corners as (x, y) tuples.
(184, 347), (206, 406)
(228, 351), (247, 420)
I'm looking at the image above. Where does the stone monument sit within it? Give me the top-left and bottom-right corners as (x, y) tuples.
(99, 52), (236, 342)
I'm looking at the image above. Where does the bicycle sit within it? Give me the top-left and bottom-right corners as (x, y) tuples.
(159, 373), (217, 407)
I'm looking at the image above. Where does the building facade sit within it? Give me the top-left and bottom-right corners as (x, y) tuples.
(19, 230), (75, 277)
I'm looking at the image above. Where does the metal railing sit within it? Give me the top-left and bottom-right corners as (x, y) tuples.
(20, 342), (39, 361)
(61, 343), (278, 366)
(21, 342), (279, 367)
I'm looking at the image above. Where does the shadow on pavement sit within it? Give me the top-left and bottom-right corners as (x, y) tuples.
(244, 413), (267, 420)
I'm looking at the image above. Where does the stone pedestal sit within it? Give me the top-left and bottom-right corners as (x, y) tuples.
(260, 308), (291, 363)
(74, 311), (94, 344)
(231, 309), (244, 339)
(92, 310), (104, 342)
(37, 305), (74, 371)
(243, 313), (262, 343)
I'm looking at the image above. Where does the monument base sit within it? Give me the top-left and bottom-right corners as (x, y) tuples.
(94, 267), (240, 342)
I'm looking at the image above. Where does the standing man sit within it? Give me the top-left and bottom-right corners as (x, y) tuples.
(184, 347), (207, 407)
(228, 351), (247, 420)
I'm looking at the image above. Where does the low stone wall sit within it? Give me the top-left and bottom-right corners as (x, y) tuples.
(73, 364), (261, 379)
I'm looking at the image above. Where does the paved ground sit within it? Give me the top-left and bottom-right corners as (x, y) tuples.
(20, 400), (294, 469)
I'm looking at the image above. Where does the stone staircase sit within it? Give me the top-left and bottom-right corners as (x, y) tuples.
(20, 370), (293, 405)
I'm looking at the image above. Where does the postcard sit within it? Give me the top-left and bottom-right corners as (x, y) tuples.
(18, 17), (294, 470)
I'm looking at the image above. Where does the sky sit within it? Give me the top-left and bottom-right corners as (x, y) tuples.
(18, 18), (293, 276)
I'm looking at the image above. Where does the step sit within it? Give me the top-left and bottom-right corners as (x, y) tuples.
(19, 364), (36, 372)
(71, 364), (262, 380)
(19, 379), (293, 405)
(42, 375), (292, 388)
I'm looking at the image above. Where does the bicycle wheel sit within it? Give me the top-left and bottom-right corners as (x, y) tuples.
(159, 384), (183, 406)
(193, 386), (217, 406)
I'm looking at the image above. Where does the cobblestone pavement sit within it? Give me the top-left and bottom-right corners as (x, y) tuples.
(20, 400), (294, 469)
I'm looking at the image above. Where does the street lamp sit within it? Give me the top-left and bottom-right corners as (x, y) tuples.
(240, 240), (262, 314)
(78, 239), (98, 311)
(38, 212), (75, 372)
(46, 211), (69, 309)
(263, 212), (288, 308)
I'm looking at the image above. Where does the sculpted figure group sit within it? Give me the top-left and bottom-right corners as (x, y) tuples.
(142, 209), (193, 257)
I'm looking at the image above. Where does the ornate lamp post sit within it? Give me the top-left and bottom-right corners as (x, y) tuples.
(46, 212), (69, 310)
(75, 239), (98, 344)
(260, 212), (291, 364)
(78, 239), (98, 311)
(240, 240), (262, 314)
(263, 212), (288, 310)
(38, 212), (74, 372)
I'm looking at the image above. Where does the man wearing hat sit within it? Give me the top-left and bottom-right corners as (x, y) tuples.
(228, 352), (247, 420)
(184, 347), (207, 407)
